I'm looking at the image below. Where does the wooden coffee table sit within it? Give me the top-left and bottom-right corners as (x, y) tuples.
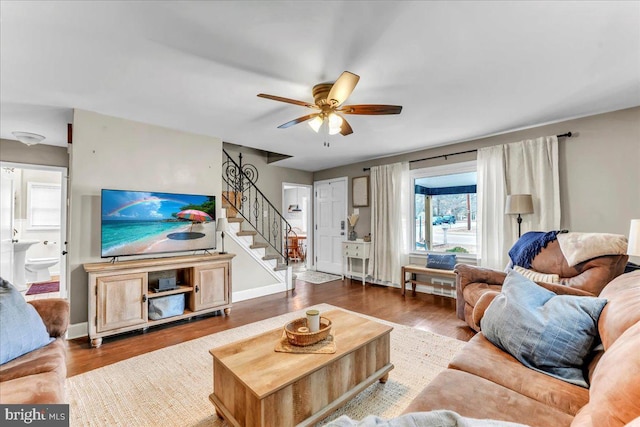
(209, 309), (394, 427)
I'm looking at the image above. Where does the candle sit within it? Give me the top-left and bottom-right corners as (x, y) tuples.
(306, 309), (320, 332)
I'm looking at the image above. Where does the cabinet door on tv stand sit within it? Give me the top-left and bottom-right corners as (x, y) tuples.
(191, 262), (230, 312)
(96, 272), (148, 333)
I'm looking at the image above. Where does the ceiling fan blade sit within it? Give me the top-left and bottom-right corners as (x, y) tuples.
(327, 71), (360, 107)
(277, 113), (320, 129)
(340, 117), (353, 136)
(339, 104), (403, 115)
(257, 93), (318, 109)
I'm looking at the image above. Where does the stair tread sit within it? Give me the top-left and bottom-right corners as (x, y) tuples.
(262, 255), (281, 261)
(250, 243), (269, 249)
(274, 264), (288, 271)
(227, 217), (244, 223)
(237, 230), (257, 236)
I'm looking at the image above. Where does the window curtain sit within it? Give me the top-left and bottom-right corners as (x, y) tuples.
(367, 162), (410, 284)
(477, 136), (560, 270)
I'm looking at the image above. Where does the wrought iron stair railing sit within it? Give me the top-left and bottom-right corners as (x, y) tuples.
(222, 149), (294, 265)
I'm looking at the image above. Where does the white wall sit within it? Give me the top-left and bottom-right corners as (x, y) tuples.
(68, 109), (224, 324)
(224, 236), (281, 295)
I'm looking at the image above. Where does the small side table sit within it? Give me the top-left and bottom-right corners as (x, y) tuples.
(342, 241), (371, 285)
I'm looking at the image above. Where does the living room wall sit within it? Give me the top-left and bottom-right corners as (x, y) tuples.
(0, 138), (69, 167)
(67, 110), (315, 333)
(314, 106), (640, 249)
(68, 110), (223, 327)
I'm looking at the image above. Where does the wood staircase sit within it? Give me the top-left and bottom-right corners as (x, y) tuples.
(226, 217), (288, 272)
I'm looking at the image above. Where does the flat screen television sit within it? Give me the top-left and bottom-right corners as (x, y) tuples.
(101, 189), (216, 258)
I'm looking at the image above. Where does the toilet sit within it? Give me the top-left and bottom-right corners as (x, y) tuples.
(25, 257), (58, 283)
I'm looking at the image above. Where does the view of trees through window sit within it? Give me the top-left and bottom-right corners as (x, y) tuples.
(413, 168), (477, 255)
(415, 193), (477, 254)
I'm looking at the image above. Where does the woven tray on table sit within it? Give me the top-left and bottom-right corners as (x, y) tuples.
(283, 317), (332, 346)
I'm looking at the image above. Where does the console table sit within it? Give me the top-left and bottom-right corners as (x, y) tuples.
(401, 264), (456, 297)
(84, 253), (234, 348)
(342, 241), (371, 285)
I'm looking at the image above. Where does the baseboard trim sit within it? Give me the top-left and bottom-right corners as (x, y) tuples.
(232, 282), (287, 302)
(67, 322), (88, 340)
(65, 284), (289, 340)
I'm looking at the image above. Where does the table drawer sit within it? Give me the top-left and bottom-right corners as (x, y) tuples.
(342, 242), (370, 257)
(344, 250), (363, 257)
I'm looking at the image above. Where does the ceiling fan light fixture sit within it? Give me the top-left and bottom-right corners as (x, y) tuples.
(327, 113), (343, 135)
(12, 131), (45, 146)
(308, 116), (323, 132)
(259, 70), (401, 137)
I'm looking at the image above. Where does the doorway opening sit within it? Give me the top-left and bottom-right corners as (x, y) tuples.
(282, 183), (312, 272)
(0, 161), (68, 300)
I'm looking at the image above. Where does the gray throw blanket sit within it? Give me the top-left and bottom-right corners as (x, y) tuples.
(325, 411), (530, 427)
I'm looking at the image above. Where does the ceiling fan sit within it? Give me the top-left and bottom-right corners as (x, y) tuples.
(257, 71), (402, 137)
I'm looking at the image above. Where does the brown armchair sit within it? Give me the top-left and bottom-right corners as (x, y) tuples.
(456, 239), (628, 331)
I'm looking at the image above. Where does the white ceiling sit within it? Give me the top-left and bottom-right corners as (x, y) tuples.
(1, 1), (639, 172)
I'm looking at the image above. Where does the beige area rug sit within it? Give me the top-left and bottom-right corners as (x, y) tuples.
(295, 271), (342, 284)
(67, 304), (466, 426)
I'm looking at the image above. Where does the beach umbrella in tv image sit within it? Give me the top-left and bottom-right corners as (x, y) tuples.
(176, 209), (213, 231)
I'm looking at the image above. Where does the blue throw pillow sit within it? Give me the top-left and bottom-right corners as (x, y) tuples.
(481, 270), (607, 388)
(426, 253), (456, 270)
(0, 278), (54, 365)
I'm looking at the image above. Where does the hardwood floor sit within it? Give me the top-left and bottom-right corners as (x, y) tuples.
(66, 278), (475, 377)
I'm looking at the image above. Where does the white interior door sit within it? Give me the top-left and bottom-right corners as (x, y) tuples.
(314, 177), (347, 274)
(0, 168), (15, 282)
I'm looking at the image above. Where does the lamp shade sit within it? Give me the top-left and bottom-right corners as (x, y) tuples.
(628, 219), (640, 257)
(505, 194), (534, 215)
(308, 116), (323, 132)
(216, 217), (228, 232)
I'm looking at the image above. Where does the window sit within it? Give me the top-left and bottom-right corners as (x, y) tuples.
(411, 161), (477, 256)
(27, 182), (61, 230)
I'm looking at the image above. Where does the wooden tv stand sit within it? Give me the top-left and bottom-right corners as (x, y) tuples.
(84, 253), (235, 348)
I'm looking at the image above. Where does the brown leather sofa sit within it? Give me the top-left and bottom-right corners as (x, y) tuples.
(0, 298), (69, 404)
(404, 270), (640, 426)
(457, 239), (628, 331)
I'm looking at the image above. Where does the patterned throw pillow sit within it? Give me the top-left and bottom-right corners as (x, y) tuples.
(426, 253), (457, 270)
(513, 265), (561, 284)
(481, 270), (607, 388)
(0, 278), (54, 364)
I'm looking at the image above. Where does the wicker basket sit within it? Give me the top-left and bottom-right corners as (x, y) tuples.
(284, 317), (332, 346)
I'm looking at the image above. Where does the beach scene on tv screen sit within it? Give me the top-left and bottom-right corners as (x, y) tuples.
(101, 190), (216, 257)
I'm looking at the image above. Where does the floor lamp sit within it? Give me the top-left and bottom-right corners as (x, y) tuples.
(216, 218), (229, 254)
(505, 194), (534, 238)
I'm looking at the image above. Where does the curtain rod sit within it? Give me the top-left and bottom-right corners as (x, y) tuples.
(362, 132), (572, 172)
